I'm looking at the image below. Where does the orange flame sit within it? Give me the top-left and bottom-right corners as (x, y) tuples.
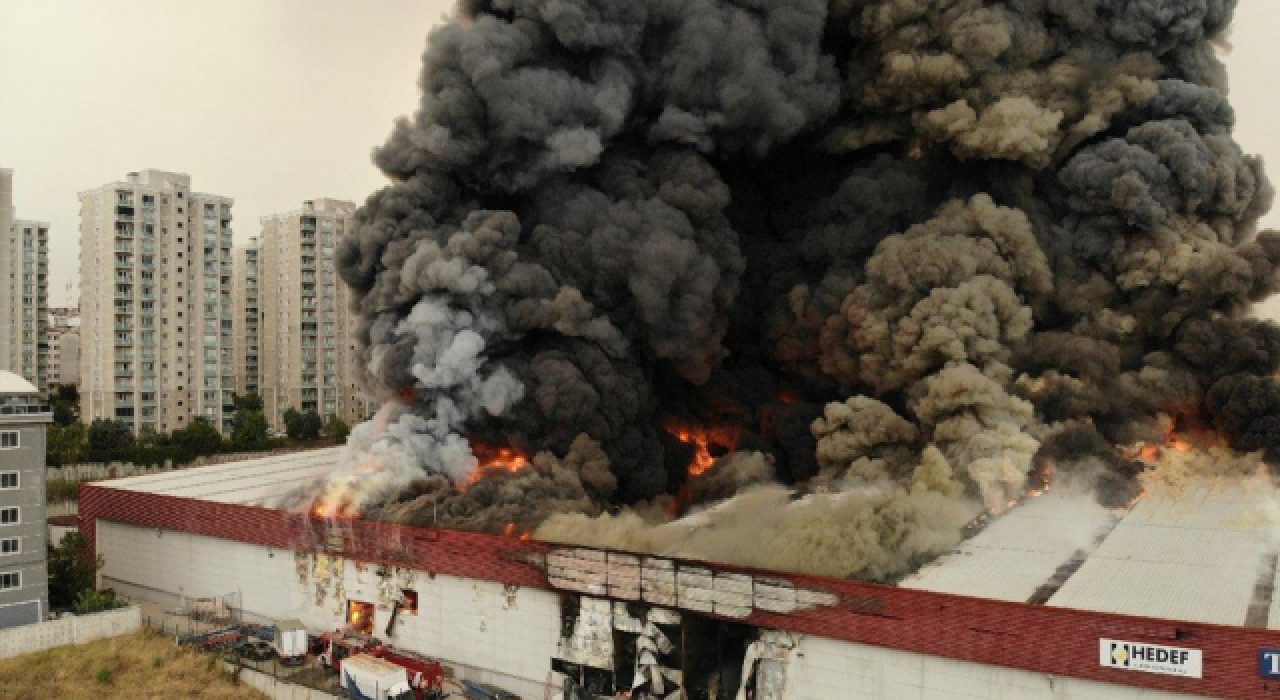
(500, 521), (532, 540)
(774, 390), (803, 405)
(467, 443), (532, 485)
(665, 421), (742, 480)
(672, 428), (717, 477)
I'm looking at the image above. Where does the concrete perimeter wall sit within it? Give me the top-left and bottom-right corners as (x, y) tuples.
(222, 662), (341, 700)
(0, 606), (141, 659)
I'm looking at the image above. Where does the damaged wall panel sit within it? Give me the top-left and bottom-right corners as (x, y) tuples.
(548, 547), (838, 620)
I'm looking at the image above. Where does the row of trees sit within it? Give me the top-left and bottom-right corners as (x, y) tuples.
(46, 387), (351, 466)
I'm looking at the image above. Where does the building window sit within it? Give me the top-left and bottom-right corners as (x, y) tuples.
(0, 431), (18, 449)
(400, 589), (418, 616)
(0, 538), (17, 555)
(0, 508), (17, 526)
(0, 571), (19, 590)
(0, 473), (16, 490)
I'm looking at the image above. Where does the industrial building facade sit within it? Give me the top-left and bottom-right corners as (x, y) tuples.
(79, 451), (1280, 700)
(78, 170), (236, 434)
(0, 372), (50, 629)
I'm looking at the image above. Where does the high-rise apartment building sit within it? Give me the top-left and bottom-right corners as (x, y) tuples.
(0, 170), (50, 392)
(251, 199), (372, 429)
(46, 307), (80, 392)
(232, 237), (261, 398)
(79, 170), (236, 435)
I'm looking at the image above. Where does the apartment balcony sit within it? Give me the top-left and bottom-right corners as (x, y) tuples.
(115, 396), (134, 407)
(116, 381), (135, 392)
(116, 206), (135, 220)
(115, 243), (134, 253)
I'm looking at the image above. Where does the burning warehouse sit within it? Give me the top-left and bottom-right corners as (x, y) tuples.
(75, 0), (1280, 697)
(81, 447), (1280, 699)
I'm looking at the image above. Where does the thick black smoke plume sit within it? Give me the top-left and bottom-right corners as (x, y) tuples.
(315, 0), (1280, 580)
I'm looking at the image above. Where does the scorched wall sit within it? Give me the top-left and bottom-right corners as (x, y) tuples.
(96, 520), (561, 697)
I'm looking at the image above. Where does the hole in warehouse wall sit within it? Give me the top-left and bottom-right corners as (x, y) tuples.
(347, 600), (375, 635)
(683, 616), (753, 700)
(401, 589), (418, 615)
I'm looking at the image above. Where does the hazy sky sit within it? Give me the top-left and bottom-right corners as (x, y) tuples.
(2, 2), (1280, 312)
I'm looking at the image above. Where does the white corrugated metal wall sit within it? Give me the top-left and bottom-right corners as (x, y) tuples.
(96, 520), (560, 697)
(97, 519), (1221, 700)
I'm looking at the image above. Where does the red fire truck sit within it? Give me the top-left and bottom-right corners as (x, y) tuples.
(368, 646), (446, 699)
(317, 629), (383, 672)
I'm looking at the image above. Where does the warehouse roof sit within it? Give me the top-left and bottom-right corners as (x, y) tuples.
(904, 479), (1280, 628)
(99, 447), (342, 506)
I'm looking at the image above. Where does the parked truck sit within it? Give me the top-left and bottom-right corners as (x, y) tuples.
(341, 654), (415, 700)
(319, 629), (384, 672)
(369, 646), (446, 699)
(273, 619), (309, 666)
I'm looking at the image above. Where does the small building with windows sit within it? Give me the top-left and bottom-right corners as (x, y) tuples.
(0, 370), (49, 628)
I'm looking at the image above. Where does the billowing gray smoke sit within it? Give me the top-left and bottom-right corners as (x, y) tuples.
(315, 0), (1280, 581)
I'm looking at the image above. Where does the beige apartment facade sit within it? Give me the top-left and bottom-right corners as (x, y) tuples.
(249, 199), (372, 430)
(231, 237), (261, 398)
(46, 308), (81, 391)
(0, 170), (50, 392)
(79, 170), (236, 435)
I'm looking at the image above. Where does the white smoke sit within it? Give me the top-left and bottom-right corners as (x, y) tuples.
(312, 295), (525, 513)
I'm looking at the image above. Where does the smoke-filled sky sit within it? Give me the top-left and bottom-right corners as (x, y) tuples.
(0, 1), (1279, 312)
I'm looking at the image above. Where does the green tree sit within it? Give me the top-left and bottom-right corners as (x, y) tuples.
(231, 409), (269, 451)
(136, 424), (163, 448)
(173, 417), (223, 458)
(87, 419), (132, 451)
(51, 385), (80, 427)
(282, 408), (303, 441)
(74, 589), (122, 615)
(300, 410), (323, 441)
(232, 393), (264, 414)
(323, 415), (350, 444)
(46, 422), (86, 466)
(48, 532), (101, 610)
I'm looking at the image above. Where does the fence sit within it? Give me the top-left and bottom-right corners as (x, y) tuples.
(221, 662), (341, 700)
(0, 606), (141, 659)
(143, 613), (343, 698)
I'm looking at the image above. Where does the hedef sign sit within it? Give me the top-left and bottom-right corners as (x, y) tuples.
(1099, 639), (1203, 678)
(1261, 648), (1280, 679)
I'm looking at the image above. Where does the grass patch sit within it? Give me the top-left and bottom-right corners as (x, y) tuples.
(0, 629), (269, 700)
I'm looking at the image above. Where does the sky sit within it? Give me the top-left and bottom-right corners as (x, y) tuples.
(1, 1), (1280, 312)
(0, 0), (453, 306)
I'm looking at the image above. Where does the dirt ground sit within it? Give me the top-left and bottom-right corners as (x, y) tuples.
(0, 629), (270, 700)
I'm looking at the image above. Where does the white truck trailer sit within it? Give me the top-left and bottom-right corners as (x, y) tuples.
(340, 653), (414, 700)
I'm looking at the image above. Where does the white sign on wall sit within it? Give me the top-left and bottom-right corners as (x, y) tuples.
(1099, 639), (1203, 678)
